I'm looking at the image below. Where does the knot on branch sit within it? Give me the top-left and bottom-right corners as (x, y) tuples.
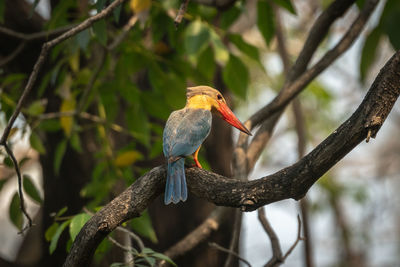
(364, 115), (383, 142)
(240, 198), (257, 211)
(98, 221), (109, 232)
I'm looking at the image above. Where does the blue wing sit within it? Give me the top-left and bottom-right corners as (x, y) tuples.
(163, 108), (212, 159)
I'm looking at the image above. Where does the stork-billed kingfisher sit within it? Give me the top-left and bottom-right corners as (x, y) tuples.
(162, 86), (251, 205)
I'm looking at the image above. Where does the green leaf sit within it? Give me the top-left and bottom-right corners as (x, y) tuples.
(70, 133), (83, 153)
(197, 46), (216, 82)
(9, 192), (23, 230)
(356, 0), (366, 9)
(114, 150), (143, 167)
(23, 174), (42, 204)
(220, 4), (241, 30)
(184, 19), (210, 60)
(229, 34), (261, 63)
(39, 119), (61, 132)
(273, 0), (296, 15)
(360, 26), (381, 82)
(151, 252), (177, 267)
(92, 20), (108, 46)
(30, 132), (46, 154)
(69, 213), (91, 241)
(131, 210), (158, 243)
(382, 9), (400, 50)
(257, 0), (275, 46)
(54, 139), (67, 176)
(75, 29), (91, 51)
(0, 179), (7, 192)
(26, 100), (46, 116)
(45, 222), (59, 241)
(209, 27), (229, 64)
(49, 220), (70, 254)
(19, 157), (30, 167)
(3, 156), (13, 168)
(222, 55), (249, 99)
(125, 103), (151, 147)
(117, 83), (140, 104)
(113, 4), (122, 23)
(140, 91), (170, 120)
(56, 206), (68, 218)
(96, 0), (107, 12)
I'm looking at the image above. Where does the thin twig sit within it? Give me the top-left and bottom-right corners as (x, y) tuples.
(3, 143), (33, 232)
(258, 207), (283, 266)
(35, 111), (129, 135)
(223, 209), (242, 267)
(0, 42), (27, 68)
(282, 215), (303, 260)
(174, 0), (190, 28)
(107, 15), (138, 50)
(116, 226), (145, 252)
(209, 242), (252, 267)
(259, 208), (303, 267)
(108, 236), (133, 252)
(162, 207), (227, 260)
(0, 24), (74, 41)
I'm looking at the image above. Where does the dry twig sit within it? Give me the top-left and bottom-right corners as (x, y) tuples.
(175, 0), (190, 27)
(209, 242), (252, 267)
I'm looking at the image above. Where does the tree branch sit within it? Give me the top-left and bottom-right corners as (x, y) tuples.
(209, 242), (252, 267)
(258, 207), (283, 265)
(163, 207), (229, 259)
(248, 0), (378, 129)
(64, 50), (400, 266)
(0, 24), (74, 41)
(3, 143), (33, 231)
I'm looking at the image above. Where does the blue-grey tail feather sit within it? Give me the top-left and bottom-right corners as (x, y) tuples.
(165, 159), (187, 204)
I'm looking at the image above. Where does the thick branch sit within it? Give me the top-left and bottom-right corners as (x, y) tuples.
(64, 50), (400, 266)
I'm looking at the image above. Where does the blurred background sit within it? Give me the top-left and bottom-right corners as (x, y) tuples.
(0, 0), (399, 266)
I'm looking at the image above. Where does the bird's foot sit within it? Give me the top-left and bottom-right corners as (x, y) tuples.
(193, 158), (202, 168)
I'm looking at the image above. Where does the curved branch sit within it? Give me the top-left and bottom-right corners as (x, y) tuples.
(248, 0), (379, 130)
(64, 50), (400, 266)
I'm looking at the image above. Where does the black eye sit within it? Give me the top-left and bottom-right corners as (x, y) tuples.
(217, 94), (223, 100)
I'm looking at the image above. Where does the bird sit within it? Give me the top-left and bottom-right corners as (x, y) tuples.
(162, 86), (252, 205)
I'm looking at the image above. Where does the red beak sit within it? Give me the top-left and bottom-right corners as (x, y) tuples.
(217, 102), (252, 135)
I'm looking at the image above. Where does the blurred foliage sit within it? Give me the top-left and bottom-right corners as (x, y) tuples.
(359, 0), (400, 82)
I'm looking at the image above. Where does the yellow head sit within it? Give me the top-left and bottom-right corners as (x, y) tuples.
(186, 86), (226, 111)
(185, 86), (251, 135)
